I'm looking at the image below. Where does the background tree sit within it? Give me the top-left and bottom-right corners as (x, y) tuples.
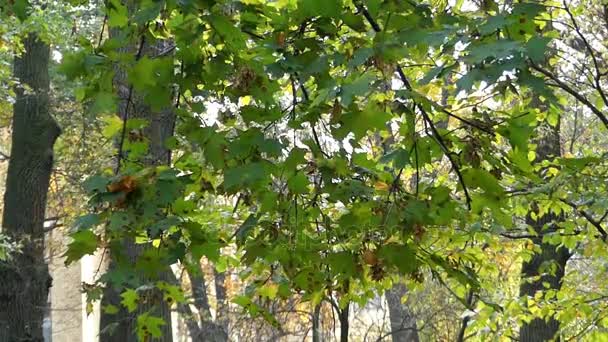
(0, 30), (61, 342)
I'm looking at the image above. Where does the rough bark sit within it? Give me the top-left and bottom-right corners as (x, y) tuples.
(519, 122), (571, 342)
(385, 283), (420, 342)
(0, 34), (60, 342)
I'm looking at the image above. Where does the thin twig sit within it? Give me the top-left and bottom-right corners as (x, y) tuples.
(291, 76), (330, 158)
(96, 15), (107, 51)
(115, 34), (146, 174)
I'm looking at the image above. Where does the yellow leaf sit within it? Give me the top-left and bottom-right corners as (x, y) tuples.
(86, 302), (94, 316)
(374, 181), (390, 191)
(239, 96), (252, 106)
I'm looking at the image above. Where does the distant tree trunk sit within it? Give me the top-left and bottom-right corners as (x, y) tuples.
(99, 21), (175, 341)
(0, 34), (60, 342)
(339, 302), (349, 342)
(213, 269), (229, 333)
(312, 304), (321, 342)
(519, 121), (571, 341)
(185, 260), (227, 342)
(385, 283), (420, 342)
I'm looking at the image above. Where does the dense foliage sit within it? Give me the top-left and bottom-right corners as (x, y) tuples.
(3, 0), (608, 340)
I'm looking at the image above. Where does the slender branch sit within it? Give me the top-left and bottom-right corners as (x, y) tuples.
(529, 61), (608, 129)
(96, 15), (108, 51)
(562, 0), (608, 109)
(153, 44), (176, 58)
(500, 233), (539, 240)
(438, 105), (494, 134)
(570, 104), (578, 153)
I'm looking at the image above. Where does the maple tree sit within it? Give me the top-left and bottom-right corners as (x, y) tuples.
(3, 0), (608, 341)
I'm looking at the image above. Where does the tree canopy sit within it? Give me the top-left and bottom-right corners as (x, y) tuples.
(2, 0), (608, 340)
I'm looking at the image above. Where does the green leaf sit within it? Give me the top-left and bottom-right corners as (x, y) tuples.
(479, 15), (507, 35)
(257, 283), (279, 299)
(204, 137), (226, 170)
(136, 312), (166, 339)
(13, 0), (30, 21)
(327, 252), (357, 278)
(463, 168), (504, 196)
(129, 57), (161, 91)
(103, 304), (119, 315)
(136, 249), (168, 276)
(466, 40), (523, 63)
(83, 175), (110, 193)
(526, 36), (551, 63)
(497, 112), (536, 150)
(336, 102), (391, 140)
(64, 230), (99, 265)
(348, 48), (374, 68)
(236, 214), (259, 245)
(107, 0), (129, 27)
(232, 295), (252, 307)
(284, 148), (307, 171)
(73, 214), (100, 231)
(120, 289), (139, 312)
(378, 244), (418, 274)
(191, 241), (222, 262)
(299, 0), (343, 18)
(340, 73), (376, 106)
(419, 66), (445, 85)
(157, 281), (186, 304)
(102, 115), (123, 138)
(223, 162), (269, 192)
(208, 15), (247, 50)
(380, 148), (410, 169)
(90, 92), (117, 115)
(241, 105), (282, 124)
(342, 13), (366, 32)
(287, 172), (309, 194)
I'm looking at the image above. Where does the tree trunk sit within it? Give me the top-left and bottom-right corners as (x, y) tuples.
(385, 283), (420, 342)
(99, 21), (175, 341)
(0, 34), (60, 342)
(519, 122), (571, 341)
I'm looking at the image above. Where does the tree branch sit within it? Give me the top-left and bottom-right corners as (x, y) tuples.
(560, 198), (608, 241)
(355, 2), (472, 209)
